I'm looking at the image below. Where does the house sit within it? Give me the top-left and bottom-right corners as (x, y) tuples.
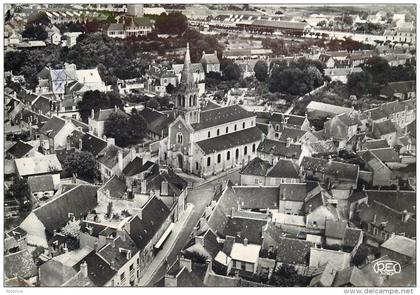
(79, 133), (108, 157)
(324, 220), (363, 252)
(353, 200), (416, 245)
(300, 157), (359, 189)
(309, 263), (337, 287)
(380, 81), (416, 100)
(300, 140), (338, 162)
(229, 239), (260, 275)
(183, 228), (222, 260)
(309, 247), (351, 271)
(307, 101), (353, 119)
(20, 184), (98, 248)
(27, 174), (60, 200)
(370, 120), (397, 147)
(146, 64), (179, 95)
(324, 67), (363, 83)
(4, 249), (38, 284)
(15, 154), (63, 178)
(257, 138), (302, 163)
(6, 140), (37, 159)
(88, 107), (130, 138)
(62, 32), (82, 47)
(139, 107), (177, 140)
(358, 151), (395, 187)
(200, 50), (221, 74)
(240, 157), (300, 186)
(380, 235), (415, 266)
(318, 54), (335, 68)
(164, 257), (206, 287)
(277, 183), (307, 215)
(96, 145), (132, 182)
(39, 116), (77, 152)
(107, 17), (154, 39)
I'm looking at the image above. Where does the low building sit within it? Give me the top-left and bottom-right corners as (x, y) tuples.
(107, 17), (154, 39)
(27, 174), (59, 200)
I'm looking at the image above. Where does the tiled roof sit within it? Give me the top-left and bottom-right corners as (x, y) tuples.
(32, 95), (51, 114)
(278, 183), (307, 202)
(361, 139), (389, 150)
(28, 175), (55, 193)
(146, 169), (188, 197)
(15, 154), (63, 177)
(308, 140), (338, 155)
(251, 19), (308, 30)
(368, 147), (399, 162)
(6, 140), (34, 158)
(300, 157), (359, 181)
(73, 251), (116, 286)
(239, 157), (271, 176)
(266, 159), (299, 178)
(372, 120), (397, 138)
(270, 113), (306, 127)
(126, 196), (170, 249)
(221, 216), (267, 245)
(343, 228), (362, 248)
(325, 220), (347, 239)
(4, 249), (37, 279)
(279, 127), (307, 142)
(257, 138), (302, 159)
(99, 175), (127, 199)
(381, 235), (415, 258)
(97, 235), (138, 271)
(191, 104), (254, 131)
(196, 126), (262, 154)
(365, 190), (415, 214)
(108, 23), (124, 31)
(39, 116), (67, 138)
(80, 133), (107, 156)
(233, 186), (278, 209)
(97, 145), (128, 169)
(93, 108), (129, 121)
(270, 234), (313, 265)
(31, 185), (98, 234)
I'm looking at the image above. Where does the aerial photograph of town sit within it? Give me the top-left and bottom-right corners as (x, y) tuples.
(2, 2), (417, 292)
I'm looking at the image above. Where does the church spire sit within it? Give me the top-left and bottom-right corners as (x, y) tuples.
(180, 42), (194, 89)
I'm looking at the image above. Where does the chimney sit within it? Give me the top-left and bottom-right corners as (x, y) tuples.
(114, 105), (118, 112)
(373, 214), (377, 224)
(243, 238), (248, 246)
(118, 149), (124, 172)
(205, 258), (212, 273)
(401, 210), (410, 222)
(80, 261), (88, 278)
(161, 180), (169, 196)
(179, 256), (192, 272)
(286, 137), (291, 147)
(78, 138), (83, 150)
(195, 235), (204, 246)
(140, 179), (147, 194)
(91, 108), (95, 119)
(107, 137), (115, 147)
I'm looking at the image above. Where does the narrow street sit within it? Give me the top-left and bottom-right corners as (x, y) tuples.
(147, 170), (240, 286)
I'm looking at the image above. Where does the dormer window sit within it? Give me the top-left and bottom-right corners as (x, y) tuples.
(177, 133), (183, 144)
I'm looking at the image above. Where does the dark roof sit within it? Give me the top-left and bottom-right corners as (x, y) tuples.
(300, 157), (359, 181)
(196, 127), (262, 154)
(343, 228), (362, 248)
(191, 105), (254, 131)
(4, 249), (37, 279)
(269, 113), (306, 127)
(16, 89), (38, 104)
(81, 133), (108, 156)
(140, 108), (176, 137)
(325, 220), (347, 239)
(365, 190), (415, 214)
(71, 118), (89, 132)
(146, 169), (188, 197)
(381, 81), (416, 95)
(32, 185), (98, 234)
(80, 221), (108, 238)
(361, 139), (389, 150)
(263, 224), (313, 265)
(126, 196), (171, 249)
(368, 148), (399, 163)
(28, 175), (55, 193)
(372, 120), (397, 138)
(97, 145), (128, 169)
(100, 175), (127, 199)
(266, 159), (299, 178)
(97, 235), (138, 271)
(240, 157), (271, 176)
(233, 186), (278, 209)
(195, 229), (222, 258)
(93, 108), (129, 121)
(279, 183), (307, 202)
(32, 95), (51, 114)
(279, 127), (307, 142)
(15, 108), (49, 127)
(122, 157), (145, 176)
(250, 19), (308, 30)
(256, 123), (269, 135)
(207, 186), (238, 234)
(6, 140), (34, 158)
(73, 251), (116, 286)
(39, 116), (66, 137)
(257, 139), (302, 159)
(356, 201), (416, 238)
(221, 217), (266, 245)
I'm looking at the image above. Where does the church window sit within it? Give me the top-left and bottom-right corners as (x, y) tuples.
(208, 131), (211, 138)
(207, 157), (211, 166)
(189, 95), (192, 107)
(243, 122), (245, 129)
(227, 151), (230, 160)
(244, 146), (248, 155)
(234, 124), (237, 131)
(252, 143), (256, 153)
(217, 154), (221, 163)
(196, 162), (199, 170)
(177, 133), (183, 144)
(275, 124), (280, 132)
(235, 148), (239, 159)
(226, 126), (229, 133)
(217, 129), (220, 136)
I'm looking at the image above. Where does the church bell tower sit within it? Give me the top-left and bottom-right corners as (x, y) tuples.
(175, 43), (201, 125)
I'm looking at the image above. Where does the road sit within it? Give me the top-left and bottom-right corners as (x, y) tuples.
(147, 170), (240, 286)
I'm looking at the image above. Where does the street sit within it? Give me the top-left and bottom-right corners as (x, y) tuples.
(147, 170), (240, 286)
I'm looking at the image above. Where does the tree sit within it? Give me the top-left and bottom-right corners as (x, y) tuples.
(269, 264), (308, 287)
(129, 109), (147, 141)
(363, 56), (391, 85)
(165, 83), (175, 94)
(254, 60), (268, 82)
(61, 219), (81, 239)
(146, 98), (160, 109)
(352, 244), (369, 266)
(347, 71), (373, 96)
(78, 90), (123, 122)
(222, 63), (241, 81)
(9, 177), (30, 201)
(22, 24), (48, 40)
(153, 12), (188, 35)
(63, 151), (97, 182)
(104, 112), (132, 147)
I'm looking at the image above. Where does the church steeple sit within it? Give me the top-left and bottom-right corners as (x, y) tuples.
(175, 43), (201, 125)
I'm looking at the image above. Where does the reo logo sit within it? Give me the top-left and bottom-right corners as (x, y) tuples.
(373, 260), (401, 276)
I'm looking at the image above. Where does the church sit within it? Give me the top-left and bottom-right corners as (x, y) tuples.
(161, 43), (264, 177)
